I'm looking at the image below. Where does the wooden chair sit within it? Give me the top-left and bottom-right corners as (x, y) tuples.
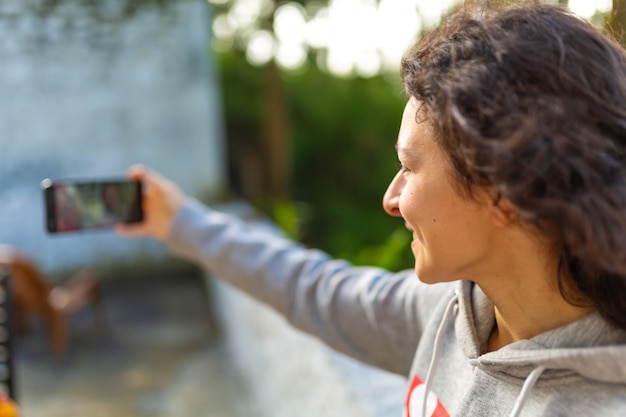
(0, 245), (105, 356)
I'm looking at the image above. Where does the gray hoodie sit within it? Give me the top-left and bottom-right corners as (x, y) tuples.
(168, 200), (626, 417)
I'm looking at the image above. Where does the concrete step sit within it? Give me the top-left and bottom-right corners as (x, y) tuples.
(15, 274), (242, 417)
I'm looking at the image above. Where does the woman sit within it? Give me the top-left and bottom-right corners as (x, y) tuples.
(118, 3), (626, 416)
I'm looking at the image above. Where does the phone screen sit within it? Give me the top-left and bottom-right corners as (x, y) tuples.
(42, 178), (143, 234)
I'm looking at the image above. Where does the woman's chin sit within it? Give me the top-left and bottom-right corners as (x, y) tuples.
(413, 262), (453, 285)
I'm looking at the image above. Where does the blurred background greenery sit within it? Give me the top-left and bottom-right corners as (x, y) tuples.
(209, 0), (623, 272)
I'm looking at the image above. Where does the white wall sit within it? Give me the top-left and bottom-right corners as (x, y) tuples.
(0, 0), (225, 273)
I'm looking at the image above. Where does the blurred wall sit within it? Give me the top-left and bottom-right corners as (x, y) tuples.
(0, 0), (225, 275)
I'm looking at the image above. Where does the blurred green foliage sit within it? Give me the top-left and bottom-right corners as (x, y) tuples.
(218, 50), (414, 271)
(213, 0), (623, 273)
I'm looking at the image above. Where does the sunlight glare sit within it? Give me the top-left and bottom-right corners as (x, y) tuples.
(355, 49), (382, 78)
(325, 0), (370, 75)
(568, 0), (612, 18)
(305, 9), (330, 49)
(274, 3), (307, 45)
(228, 0), (272, 31)
(377, 0), (421, 72)
(416, 0), (458, 27)
(213, 14), (235, 39)
(276, 43), (308, 70)
(320, 0), (422, 76)
(217, 0), (618, 76)
(247, 30), (275, 66)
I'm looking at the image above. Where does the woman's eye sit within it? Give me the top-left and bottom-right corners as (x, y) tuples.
(395, 162), (410, 173)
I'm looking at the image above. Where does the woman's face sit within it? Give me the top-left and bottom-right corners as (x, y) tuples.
(383, 99), (500, 284)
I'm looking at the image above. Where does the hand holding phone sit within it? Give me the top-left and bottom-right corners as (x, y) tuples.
(42, 178), (144, 234)
(115, 165), (187, 241)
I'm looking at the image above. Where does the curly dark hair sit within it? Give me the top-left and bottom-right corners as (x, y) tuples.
(401, 3), (626, 330)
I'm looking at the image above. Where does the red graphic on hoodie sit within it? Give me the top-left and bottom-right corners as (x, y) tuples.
(404, 375), (450, 417)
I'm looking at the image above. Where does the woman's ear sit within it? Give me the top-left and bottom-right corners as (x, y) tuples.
(492, 197), (518, 227)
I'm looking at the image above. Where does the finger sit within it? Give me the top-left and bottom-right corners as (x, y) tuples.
(127, 164), (148, 182)
(126, 165), (163, 198)
(129, 165), (172, 194)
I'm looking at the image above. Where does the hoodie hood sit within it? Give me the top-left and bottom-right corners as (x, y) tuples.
(454, 280), (626, 384)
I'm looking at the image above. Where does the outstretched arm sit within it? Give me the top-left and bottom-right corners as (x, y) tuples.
(116, 165), (448, 376)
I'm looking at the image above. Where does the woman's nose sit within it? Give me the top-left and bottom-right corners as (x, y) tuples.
(383, 172), (403, 217)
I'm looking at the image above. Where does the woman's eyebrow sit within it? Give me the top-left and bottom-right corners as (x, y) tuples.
(396, 143), (419, 159)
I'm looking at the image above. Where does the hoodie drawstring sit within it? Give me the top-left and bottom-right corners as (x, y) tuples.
(422, 293), (458, 417)
(419, 291), (546, 417)
(508, 365), (546, 417)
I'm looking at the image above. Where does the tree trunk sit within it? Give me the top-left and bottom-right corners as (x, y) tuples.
(260, 59), (291, 200)
(256, 0), (292, 202)
(610, 0), (626, 46)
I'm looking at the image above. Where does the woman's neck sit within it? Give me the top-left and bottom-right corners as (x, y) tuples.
(478, 227), (595, 352)
(481, 259), (596, 351)
(486, 301), (594, 352)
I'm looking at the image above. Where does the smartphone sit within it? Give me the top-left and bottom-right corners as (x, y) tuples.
(42, 178), (144, 234)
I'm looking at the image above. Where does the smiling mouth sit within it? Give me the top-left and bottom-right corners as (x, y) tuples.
(404, 223), (421, 243)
